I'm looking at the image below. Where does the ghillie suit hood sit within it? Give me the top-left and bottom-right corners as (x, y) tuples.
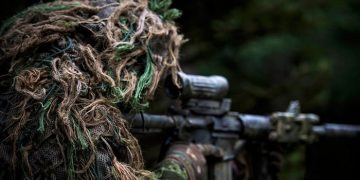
(0, 0), (183, 179)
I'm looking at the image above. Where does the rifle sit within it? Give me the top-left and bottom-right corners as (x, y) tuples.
(125, 72), (360, 180)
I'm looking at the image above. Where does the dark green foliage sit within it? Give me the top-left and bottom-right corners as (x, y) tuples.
(176, 0), (360, 115)
(149, 0), (182, 21)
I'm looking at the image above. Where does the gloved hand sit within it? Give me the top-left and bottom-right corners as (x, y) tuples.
(161, 143), (224, 180)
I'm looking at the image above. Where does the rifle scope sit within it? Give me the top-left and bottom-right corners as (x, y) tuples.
(165, 72), (229, 100)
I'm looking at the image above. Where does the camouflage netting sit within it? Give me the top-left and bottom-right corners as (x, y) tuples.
(0, 0), (183, 179)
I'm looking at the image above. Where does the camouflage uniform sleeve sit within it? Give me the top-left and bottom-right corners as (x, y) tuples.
(154, 159), (189, 180)
(154, 144), (223, 180)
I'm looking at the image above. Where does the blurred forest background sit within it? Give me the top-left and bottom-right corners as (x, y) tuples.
(1, 0), (359, 179)
(172, 1), (360, 179)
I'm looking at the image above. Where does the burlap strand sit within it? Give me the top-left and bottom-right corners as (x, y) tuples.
(0, 0), (183, 179)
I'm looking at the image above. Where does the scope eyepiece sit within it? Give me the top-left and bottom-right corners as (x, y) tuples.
(165, 72), (229, 100)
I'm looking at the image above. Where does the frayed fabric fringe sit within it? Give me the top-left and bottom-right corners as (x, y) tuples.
(0, 0), (183, 179)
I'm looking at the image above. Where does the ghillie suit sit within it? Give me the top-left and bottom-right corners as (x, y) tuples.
(0, 0), (183, 179)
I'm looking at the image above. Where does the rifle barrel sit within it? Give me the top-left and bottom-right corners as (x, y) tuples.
(126, 113), (360, 140)
(313, 123), (360, 139)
